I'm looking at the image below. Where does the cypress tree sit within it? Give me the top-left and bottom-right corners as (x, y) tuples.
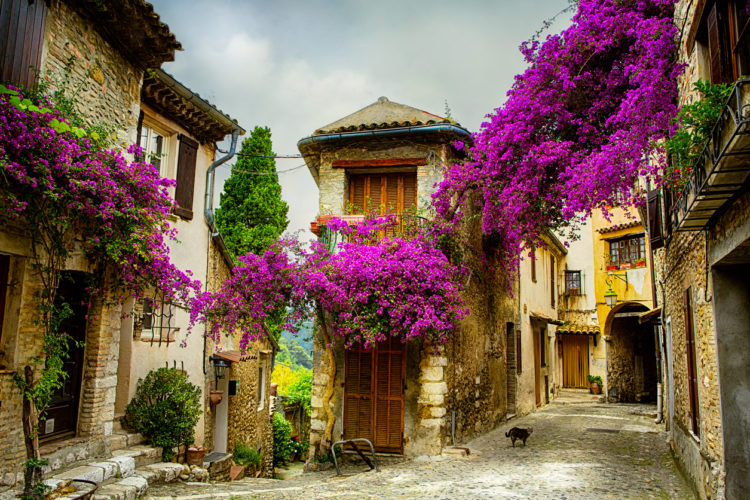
(215, 126), (289, 258)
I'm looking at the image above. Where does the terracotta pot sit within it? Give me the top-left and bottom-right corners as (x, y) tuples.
(590, 382), (602, 395)
(209, 390), (224, 406)
(187, 447), (206, 466)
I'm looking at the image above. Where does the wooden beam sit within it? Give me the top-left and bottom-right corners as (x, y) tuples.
(332, 158), (428, 168)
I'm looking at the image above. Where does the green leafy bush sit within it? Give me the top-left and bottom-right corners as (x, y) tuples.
(124, 368), (202, 460)
(272, 412), (294, 467)
(233, 441), (261, 467)
(285, 368), (312, 416)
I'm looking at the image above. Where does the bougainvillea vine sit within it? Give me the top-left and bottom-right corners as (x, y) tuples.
(432, 0), (683, 273)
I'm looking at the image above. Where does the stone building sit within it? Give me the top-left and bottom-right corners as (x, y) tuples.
(643, 1), (750, 498)
(299, 97), (518, 458)
(0, 0), (179, 486)
(589, 207), (656, 403)
(513, 232), (566, 417)
(553, 218), (602, 395)
(0, 0), (274, 486)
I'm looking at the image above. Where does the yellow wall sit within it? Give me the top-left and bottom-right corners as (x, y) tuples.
(591, 206), (654, 390)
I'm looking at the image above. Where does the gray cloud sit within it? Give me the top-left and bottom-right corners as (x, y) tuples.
(150, 0), (571, 239)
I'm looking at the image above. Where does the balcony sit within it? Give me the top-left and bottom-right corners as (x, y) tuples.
(670, 78), (750, 231)
(310, 214), (427, 252)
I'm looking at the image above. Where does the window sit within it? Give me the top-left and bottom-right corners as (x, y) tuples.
(138, 125), (168, 177)
(565, 270), (582, 296)
(135, 298), (175, 346)
(530, 248), (536, 283)
(257, 365), (266, 410)
(348, 173), (417, 215)
(609, 234), (646, 269)
(516, 330), (522, 374)
(0, 255), (9, 345)
(550, 256), (556, 307)
(540, 328), (547, 367)
(698, 1), (750, 85)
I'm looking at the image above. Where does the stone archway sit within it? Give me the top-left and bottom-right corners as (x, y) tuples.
(605, 302), (656, 403)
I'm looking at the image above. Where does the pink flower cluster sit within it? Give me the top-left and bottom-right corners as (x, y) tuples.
(190, 221), (467, 350)
(432, 0), (682, 273)
(0, 89), (200, 303)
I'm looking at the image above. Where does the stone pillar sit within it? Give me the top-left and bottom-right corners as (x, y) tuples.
(415, 350), (448, 455)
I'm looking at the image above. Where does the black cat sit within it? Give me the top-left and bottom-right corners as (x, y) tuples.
(505, 426), (533, 447)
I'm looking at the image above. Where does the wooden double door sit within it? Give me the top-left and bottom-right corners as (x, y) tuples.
(343, 336), (405, 453)
(561, 334), (589, 388)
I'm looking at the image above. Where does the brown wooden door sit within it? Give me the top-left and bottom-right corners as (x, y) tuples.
(562, 334), (589, 388)
(533, 328), (541, 406)
(40, 272), (88, 440)
(344, 336), (405, 452)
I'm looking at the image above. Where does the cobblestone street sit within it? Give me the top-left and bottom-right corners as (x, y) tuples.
(147, 398), (695, 499)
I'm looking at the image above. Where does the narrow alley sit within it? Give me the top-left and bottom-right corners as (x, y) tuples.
(147, 394), (694, 499)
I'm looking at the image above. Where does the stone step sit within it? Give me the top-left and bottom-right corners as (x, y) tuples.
(111, 444), (162, 468)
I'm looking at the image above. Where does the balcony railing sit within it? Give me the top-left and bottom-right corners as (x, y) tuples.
(670, 78), (750, 231)
(312, 214), (428, 252)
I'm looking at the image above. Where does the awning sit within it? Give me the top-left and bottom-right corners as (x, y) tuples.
(556, 324), (600, 336)
(530, 311), (564, 326)
(638, 307), (662, 324)
(213, 350), (257, 363)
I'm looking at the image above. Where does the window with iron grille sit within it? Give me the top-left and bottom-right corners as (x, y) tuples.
(609, 234), (646, 268)
(565, 270), (582, 296)
(134, 298), (176, 346)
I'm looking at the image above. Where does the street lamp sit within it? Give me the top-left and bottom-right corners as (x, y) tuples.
(209, 354), (229, 383)
(604, 274), (628, 308)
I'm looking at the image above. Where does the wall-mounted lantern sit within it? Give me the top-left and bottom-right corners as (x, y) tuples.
(604, 273), (628, 308)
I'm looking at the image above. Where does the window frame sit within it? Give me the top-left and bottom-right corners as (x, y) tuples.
(608, 233), (646, 269)
(138, 121), (171, 179)
(257, 364), (266, 411)
(564, 270), (582, 296)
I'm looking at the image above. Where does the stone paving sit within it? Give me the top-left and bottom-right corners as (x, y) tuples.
(147, 400), (695, 499)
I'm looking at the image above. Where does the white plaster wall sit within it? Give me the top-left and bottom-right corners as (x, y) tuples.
(117, 109), (213, 447)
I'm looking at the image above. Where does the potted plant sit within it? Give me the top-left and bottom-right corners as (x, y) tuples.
(606, 264), (619, 271)
(635, 257), (646, 267)
(587, 375), (603, 394)
(619, 262), (632, 270)
(186, 446), (206, 466)
(233, 441), (261, 475)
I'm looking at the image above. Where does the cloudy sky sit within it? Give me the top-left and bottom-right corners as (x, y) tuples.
(150, 0), (572, 238)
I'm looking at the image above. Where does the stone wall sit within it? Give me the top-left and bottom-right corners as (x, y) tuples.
(225, 347), (274, 478)
(40, 1), (143, 149)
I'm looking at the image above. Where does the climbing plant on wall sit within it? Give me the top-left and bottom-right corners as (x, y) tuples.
(0, 84), (199, 498)
(432, 0), (683, 275)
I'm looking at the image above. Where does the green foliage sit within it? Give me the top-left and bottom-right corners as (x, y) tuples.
(276, 335), (312, 370)
(666, 80), (733, 187)
(233, 441), (261, 467)
(284, 368), (312, 416)
(124, 368), (202, 461)
(271, 412), (294, 467)
(215, 126), (289, 258)
(587, 374), (603, 387)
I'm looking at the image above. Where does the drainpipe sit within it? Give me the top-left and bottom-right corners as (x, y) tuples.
(202, 128), (241, 376)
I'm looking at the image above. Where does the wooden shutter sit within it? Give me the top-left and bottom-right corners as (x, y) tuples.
(708, 3), (726, 84)
(403, 174), (417, 213)
(344, 346), (373, 443)
(343, 337), (404, 453)
(0, 255), (9, 344)
(550, 256), (555, 308)
(516, 330), (522, 374)
(350, 173), (417, 216)
(373, 336), (404, 451)
(684, 287), (700, 435)
(647, 189), (664, 250)
(0, 0), (47, 89)
(174, 134), (198, 220)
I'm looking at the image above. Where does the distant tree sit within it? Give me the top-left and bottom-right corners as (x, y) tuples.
(215, 126), (289, 258)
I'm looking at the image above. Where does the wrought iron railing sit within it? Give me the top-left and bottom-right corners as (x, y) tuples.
(669, 78), (750, 231)
(318, 214), (428, 252)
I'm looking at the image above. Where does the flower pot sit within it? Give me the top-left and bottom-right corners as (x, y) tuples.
(606, 265), (619, 271)
(187, 447), (206, 466)
(590, 382), (602, 395)
(635, 260), (646, 268)
(619, 263), (632, 270)
(209, 390), (224, 406)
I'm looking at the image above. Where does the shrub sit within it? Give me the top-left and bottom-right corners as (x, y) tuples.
(233, 441), (261, 468)
(587, 375), (603, 387)
(272, 412), (294, 467)
(124, 368), (202, 460)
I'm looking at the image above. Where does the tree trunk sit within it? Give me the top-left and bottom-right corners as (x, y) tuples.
(316, 304), (336, 454)
(22, 365), (43, 499)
